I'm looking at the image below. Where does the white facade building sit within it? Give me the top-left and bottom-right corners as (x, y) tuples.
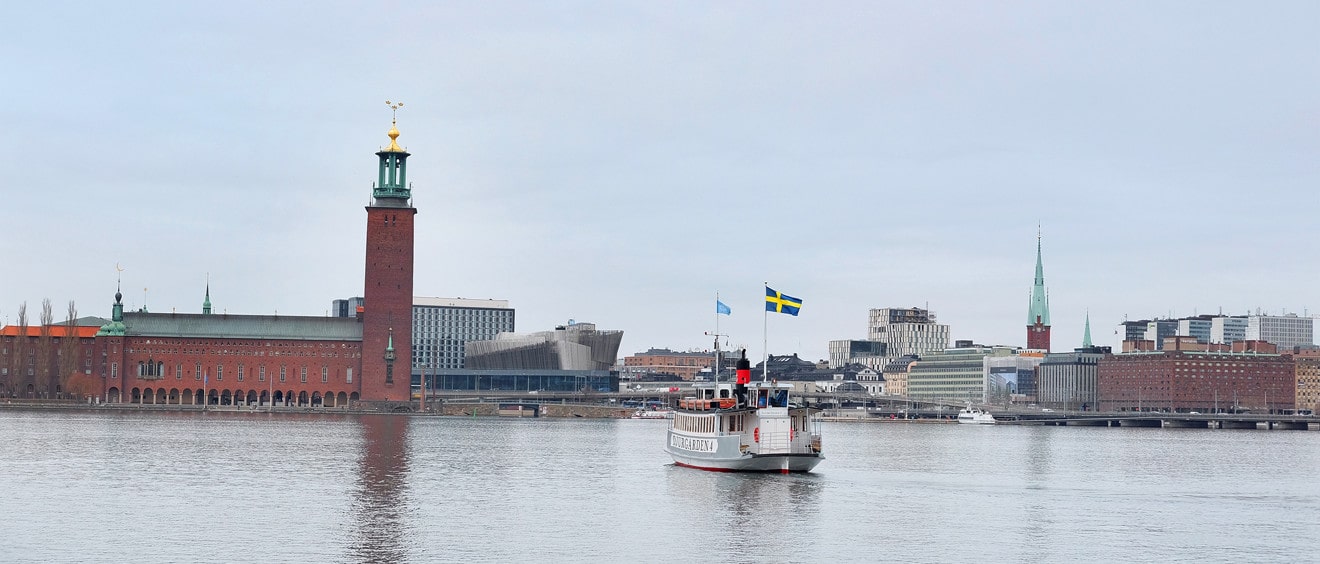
(1246, 314), (1315, 350)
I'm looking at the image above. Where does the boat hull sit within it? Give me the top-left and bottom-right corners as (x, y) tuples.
(669, 452), (824, 474)
(665, 426), (823, 473)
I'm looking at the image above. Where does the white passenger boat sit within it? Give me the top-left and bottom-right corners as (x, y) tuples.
(665, 351), (824, 473)
(957, 406), (997, 425)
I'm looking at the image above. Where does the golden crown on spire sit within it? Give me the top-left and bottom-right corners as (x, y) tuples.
(385, 100), (405, 152)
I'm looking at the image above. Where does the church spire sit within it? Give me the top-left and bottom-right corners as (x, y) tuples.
(1082, 311), (1093, 348)
(1026, 228), (1052, 351)
(202, 275), (212, 315)
(1027, 229), (1050, 326)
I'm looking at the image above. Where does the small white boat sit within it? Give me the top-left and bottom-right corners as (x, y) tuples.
(957, 406), (997, 425)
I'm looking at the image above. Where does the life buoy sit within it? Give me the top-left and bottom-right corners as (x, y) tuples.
(754, 427), (760, 443)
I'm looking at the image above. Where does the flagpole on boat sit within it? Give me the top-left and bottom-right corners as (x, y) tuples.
(762, 282), (769, 383)
(715, 291), (721, 386)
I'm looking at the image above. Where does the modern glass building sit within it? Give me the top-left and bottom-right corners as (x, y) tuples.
(332, 296), (516, 370)
(412, 368), (617, 394)
(411, 297), (515, 370)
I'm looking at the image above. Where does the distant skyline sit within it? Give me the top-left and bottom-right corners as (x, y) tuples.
(3, 2), (1317, 361)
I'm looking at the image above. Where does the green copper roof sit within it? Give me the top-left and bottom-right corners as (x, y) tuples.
(1082, 312), (1093, 348)
(122, 312), (362, 341)
(202, 282), (212, 315)
(1027, 235), (1050, 326)
(372, 120), (412, 203)
(97, 288), (126, 336)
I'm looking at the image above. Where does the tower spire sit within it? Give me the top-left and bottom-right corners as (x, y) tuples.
(1083, 310), (1093, 348)
(374, 101), (411, 202)
(1027, 229), (1052, 351)
(203, 274), (212, 315)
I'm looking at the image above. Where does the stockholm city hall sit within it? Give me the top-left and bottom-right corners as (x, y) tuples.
(88, 111), (419, 409)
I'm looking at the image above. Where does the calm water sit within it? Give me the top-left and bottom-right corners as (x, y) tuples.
(3, 409), (1318, 563)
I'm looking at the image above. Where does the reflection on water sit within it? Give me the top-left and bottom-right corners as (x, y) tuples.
(2, 412), (1318, 563)
(664, 464), (825, 554)
(350, 415), (412, 564)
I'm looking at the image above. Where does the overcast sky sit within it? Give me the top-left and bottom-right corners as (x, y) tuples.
(3, 2), (1317, 362)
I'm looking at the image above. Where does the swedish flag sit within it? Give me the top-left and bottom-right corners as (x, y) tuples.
(765, 286), (802, 316)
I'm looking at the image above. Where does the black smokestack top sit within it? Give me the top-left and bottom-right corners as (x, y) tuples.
(737, 349), (750, 371)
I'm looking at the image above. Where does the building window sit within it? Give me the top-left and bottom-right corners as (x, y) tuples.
(111, 362), (118, 379)
(280, 366), (286, 383)
(237, 364), (245, 382)
(195, 363), (202, 380)
(217, 365), (223, 381)
(301, 367), (308, 383)
(259, 366), (266, 382)
(322, 366), (328, 383)
(176, 364), (182, 379)
(346, 368), (352, 384)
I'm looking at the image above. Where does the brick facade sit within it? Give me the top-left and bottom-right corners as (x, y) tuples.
(361, 206), (416, 403)
(101, 334), (362, 406)
(1097, 351), (1295, 413)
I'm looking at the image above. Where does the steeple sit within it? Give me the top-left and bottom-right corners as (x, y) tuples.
(1026, 228), (1052, 352)
(1082, 311), (1093, 348)
(373, 100), (411, 204)
(202, 277), (212, 315)
(1028, 230), (1050, 326)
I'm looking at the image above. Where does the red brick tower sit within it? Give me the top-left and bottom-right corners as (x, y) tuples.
(361, 106), (416, 405)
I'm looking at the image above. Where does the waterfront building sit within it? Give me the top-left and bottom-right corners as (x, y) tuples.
(867, 307), (950, 357)
(1246, 314), (1315, 350)
(1037, 346), (1110, 410)
(1097, 350), (1295, 413)
(1026, 234), (1051, 352)
(827, 339), (888, 370)
(414, 321), (622, 397)
(64, 118), (420, 408)
(621, 348), (717, 381)
(464, 321), (622, 371)
(906, 345), (1016, 404)
(986, 352), (1042, 404)
(0, 316), (105, 398)
(1295, 348), (1320, 415)
(881, 355), (917, 397)
(413, 367), (617, 395)
(813, 365), (883, 395)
